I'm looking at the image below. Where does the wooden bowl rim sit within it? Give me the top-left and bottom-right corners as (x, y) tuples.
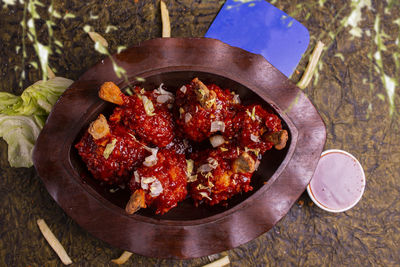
(33, 37), (326, 259)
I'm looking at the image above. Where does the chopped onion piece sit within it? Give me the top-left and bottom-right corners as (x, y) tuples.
(141, 177), (156, 190)
(210, 121), (225, 132)
(142, 95), (155, 116)
(180, 85), (187, 94)
(233, 94), (241, 104)
(185, 113), (192, 123)
(199, 192), (212, 201)
(210, 135), (225, 147)
(156, 94), (173, 104)
(197, 164), (213, 173)
(207, 157), (219, 169)
(149, 179), (163, 197)
(250, 134), (260, 143)
(134, 171), (140, 183)
(103, 138), (117, 159)
(155, 83), (168, 94)
(143, 148), (158, 167)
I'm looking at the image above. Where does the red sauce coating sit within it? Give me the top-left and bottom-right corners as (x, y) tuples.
(76, 79), (286, 214)
(189, 144), (254, 206)
(110, 87), (175, 148)
(226, 104), (282, 154)
(128, 148), (187, 214)
(75, 123), (148, 184)
(175, 82), (237, 142)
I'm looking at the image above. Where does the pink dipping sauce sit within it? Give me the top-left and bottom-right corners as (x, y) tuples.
(307, 149), (365, 212)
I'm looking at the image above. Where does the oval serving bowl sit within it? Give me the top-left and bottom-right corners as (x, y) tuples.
(33, 38), (326, 259)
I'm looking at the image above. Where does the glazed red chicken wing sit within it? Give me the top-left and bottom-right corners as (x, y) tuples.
(127, 148), (188, 214)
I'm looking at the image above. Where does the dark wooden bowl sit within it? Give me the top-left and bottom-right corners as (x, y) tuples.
(33, 38), (326, 259)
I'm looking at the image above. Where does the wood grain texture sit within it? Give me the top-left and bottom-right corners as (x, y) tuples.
(32, 38), (326, 259)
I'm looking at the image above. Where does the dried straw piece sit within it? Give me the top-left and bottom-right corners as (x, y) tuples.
(297, 41), (325, 89)
(160, 1), (171, 37)
(202, 255), (230, 267)
(111, 251), (133, 265)
(36, 219), (73, 265)
(88, 31), (109, 48)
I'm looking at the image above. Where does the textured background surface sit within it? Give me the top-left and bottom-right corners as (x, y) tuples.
(1, 0), (399, 266)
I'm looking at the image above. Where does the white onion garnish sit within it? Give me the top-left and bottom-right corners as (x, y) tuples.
(155, 83), (174, 104)
(142, 95), (155, 116)
(155, 83), (173, 96)
(210, 121), (225, 132)
(134, 171), (140, 183)
(250, 134), (260, 143)
(143, 154), (157, 167)
(156, 94), (173, 104)
(210, 135), (225, 147)
(141, 177), (156, 190)
(197, 164), (213, 173)
(180, 85), (187, 94)
(149, 179), (163, 197)
(143, 147), (158, 167)
(233, 94), (241, 104)
(207, 157), (219, 169)
(185, 113), (192, 123)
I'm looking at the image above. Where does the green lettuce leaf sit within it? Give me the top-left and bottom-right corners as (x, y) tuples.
(0, 77), (73, 167)
(0, 115), (41, 168)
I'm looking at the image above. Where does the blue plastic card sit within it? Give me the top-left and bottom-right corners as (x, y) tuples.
(205, 0), (310, 77)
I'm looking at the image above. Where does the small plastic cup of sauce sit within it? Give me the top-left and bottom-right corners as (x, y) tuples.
(307, 149), (366, 212)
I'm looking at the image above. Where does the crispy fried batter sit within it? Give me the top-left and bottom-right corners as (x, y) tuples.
(264, 130), (289, 150)
(125, 189), (147, 214)
(88, 114), (110, 140)
(232, 152), (256, 173)
(99, 81), (124, 105)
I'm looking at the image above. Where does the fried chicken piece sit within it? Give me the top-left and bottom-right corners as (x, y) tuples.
(226, 104), (287, 153)
(127, 148), (188, 214)
(100, 82), (175, 148)
(175, 78), (238, 142)
(189, 145), (255, 206)
(75, 115), (148, 184)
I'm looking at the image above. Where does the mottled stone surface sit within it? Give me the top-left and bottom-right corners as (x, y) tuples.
(0, 0), (399, 266)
